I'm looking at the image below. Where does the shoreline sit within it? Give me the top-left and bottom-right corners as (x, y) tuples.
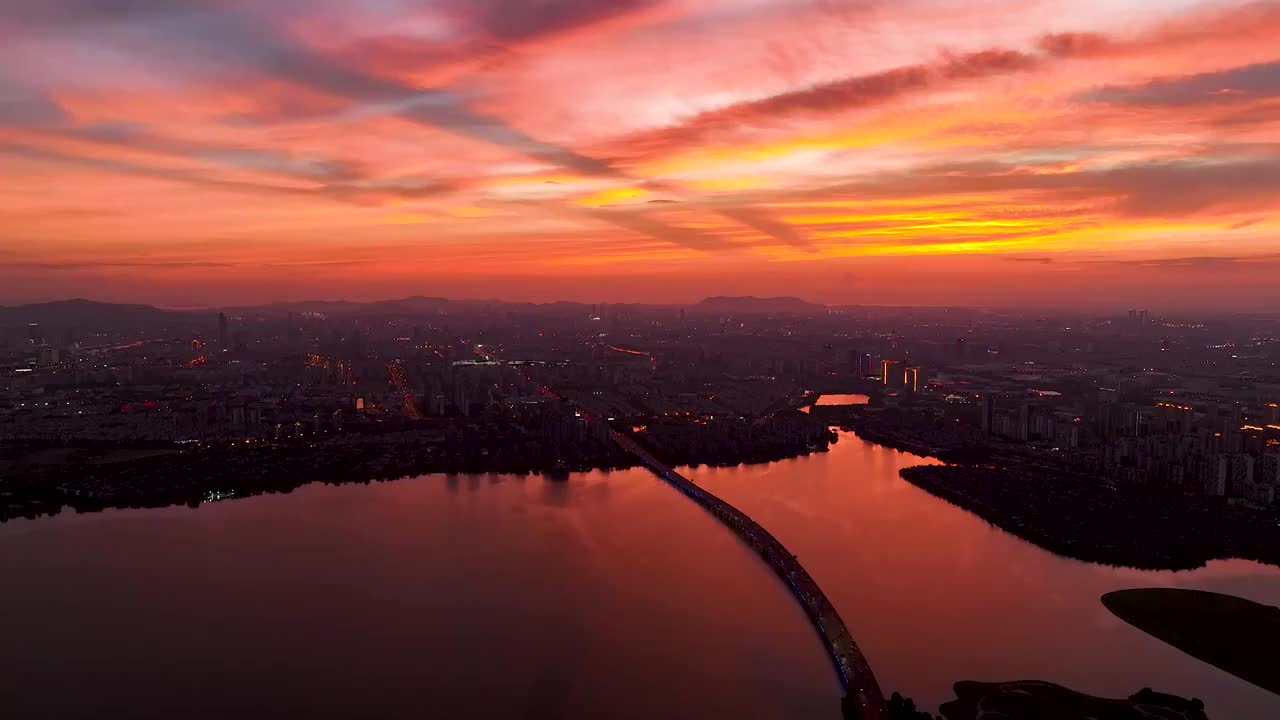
(838, 421), (1280, 572)
(17, 417), (1279, 576)
(0, 430), (836, 524)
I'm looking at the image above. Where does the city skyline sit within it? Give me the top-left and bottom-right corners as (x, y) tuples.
(3, 0), (1280, 309)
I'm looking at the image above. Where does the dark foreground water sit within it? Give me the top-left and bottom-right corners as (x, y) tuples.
(0, 470), (834, 719)
(3, 432), (1279, 718)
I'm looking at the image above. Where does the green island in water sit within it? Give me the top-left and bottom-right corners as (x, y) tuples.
(1102, 588), (1280, 698)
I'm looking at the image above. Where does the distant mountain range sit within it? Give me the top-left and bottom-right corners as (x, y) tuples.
(0, 295), (833, 329)
(0, 299), (207, 329)
(693, 296), (826, 314)
(224, 296), (454, 318)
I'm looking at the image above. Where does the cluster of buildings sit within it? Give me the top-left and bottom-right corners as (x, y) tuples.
(940, 386), (1280, 507)
(830, 311), (1280, 509)
(879, 359), (928, 394)
(6, 299), (1280, 514)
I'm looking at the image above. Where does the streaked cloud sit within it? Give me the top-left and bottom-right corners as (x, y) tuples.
(2, 0), (1280, 308)
(1083, 62), (1280, 107)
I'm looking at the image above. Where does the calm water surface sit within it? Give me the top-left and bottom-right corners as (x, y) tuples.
(3, 428), (1279, 718)
(690, 433), (1280, 719)
(812, 394), (871, 406)
(0, 471), (835, 719)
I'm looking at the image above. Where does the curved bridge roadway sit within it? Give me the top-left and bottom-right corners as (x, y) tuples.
(611, 429), (890, 720)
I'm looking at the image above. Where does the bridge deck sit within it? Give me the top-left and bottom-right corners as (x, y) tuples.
(610, 430), (890, 720)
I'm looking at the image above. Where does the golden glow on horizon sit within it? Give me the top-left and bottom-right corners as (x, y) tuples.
(787, 237), (1049, 259)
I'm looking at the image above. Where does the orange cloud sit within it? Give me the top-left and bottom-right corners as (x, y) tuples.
(2, 0), (1280, 308)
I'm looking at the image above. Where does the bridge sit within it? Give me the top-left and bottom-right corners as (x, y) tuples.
(514, 366), (887, 718)
(610, 429), (890, 720)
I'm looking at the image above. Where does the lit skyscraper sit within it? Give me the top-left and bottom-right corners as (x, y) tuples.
(882, 360), (903, 387)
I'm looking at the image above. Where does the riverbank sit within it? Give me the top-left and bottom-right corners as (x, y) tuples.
(939, 681), (1208, 720)
(0, 427), (633, 523)
(899, 464), (1280, 571)
(0, 414), (838, 523)
(1102, 589), (1280, 697)
(840, 418), (996, 465)
(833, 416), (1280, 571)
(633, 411), (839, 468)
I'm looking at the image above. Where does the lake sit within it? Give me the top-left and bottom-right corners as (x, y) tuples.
(2, 430), (1278, 718)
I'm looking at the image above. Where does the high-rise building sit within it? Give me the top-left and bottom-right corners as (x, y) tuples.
(1218, 453), (1255, 497)
(981, 395), (995, 434)
(1259, 452), (1280, 486)
(881, 360), (903, 387)
(859, 353), (874, 377)
(218, 312), (229, 347)
(905, 367), (927, 393)
(454, 383), (471, 417)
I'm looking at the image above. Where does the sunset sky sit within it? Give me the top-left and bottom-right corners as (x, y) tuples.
(2, 0), (1279, 309)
